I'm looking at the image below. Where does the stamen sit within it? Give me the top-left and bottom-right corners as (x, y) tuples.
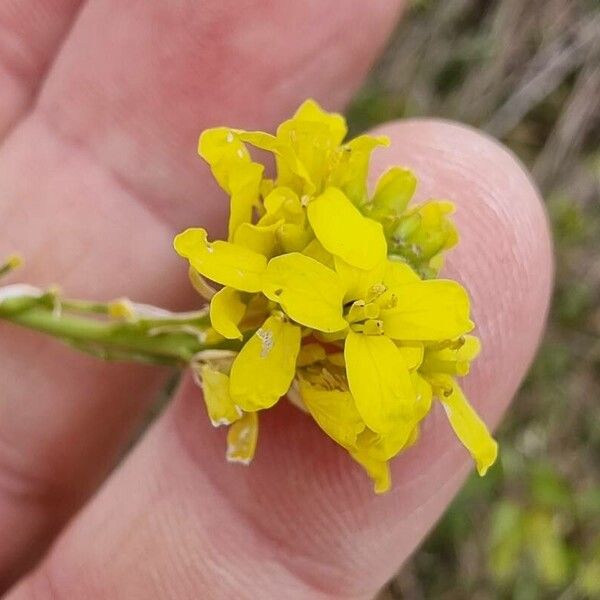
(362, 319), (384, 336)
(364, 302), (380, 320)
(346, 300), (379, 324)
(366, 283), (386, 303)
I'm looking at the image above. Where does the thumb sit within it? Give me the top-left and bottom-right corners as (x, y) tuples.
(8, 119), (552, 600)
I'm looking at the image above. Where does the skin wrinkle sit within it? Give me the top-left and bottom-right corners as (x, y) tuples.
(0, 428), (65, 505)
(0, 0), (84, 138)
(144, 459), (259, 599)
(313, 447), (467, 596)
(264, 12), (386, 113)
(169, 395), (401, 600)
(0, 338), (155, 495)
(27, 569), (62, 600)
(174, 384), (376, 589)
(0, 2), (82, 79)
(155, 504), (231, 600)
(45, 415), (338, 600)
(361, 462), (473, 592)
(32, 108), (179, 238)
(0, 114), (189, 302)
(170, 398), (361, 597)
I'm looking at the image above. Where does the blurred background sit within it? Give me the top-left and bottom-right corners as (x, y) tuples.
(345, 1), (600, 598)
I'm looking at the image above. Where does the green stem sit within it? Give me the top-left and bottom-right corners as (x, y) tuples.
(0, 292), (243, 366)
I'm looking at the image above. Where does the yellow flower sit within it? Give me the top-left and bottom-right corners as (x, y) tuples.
(419, 336), (498, 475)
(173, 99), (497, 494)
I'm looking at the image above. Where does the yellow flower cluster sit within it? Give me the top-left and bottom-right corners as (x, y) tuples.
(174, 100), (497, 493)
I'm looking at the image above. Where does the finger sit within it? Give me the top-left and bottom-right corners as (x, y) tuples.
(8, 120), (552, 599)
(0, 0), (403, 587)
(35, 0), (404, 231)
(0, 0), (84, 137)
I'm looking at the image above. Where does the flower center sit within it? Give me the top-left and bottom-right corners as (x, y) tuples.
(345, 300), (384, 336)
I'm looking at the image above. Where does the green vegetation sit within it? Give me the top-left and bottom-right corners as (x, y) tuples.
(348, 1), (600, 597)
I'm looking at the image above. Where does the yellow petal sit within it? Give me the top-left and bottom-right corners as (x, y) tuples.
(381, 279), (474, 341)
(197, 129), (263, 239)
(349, 448), (391, 494)
(292, 99), (347, 146)
(257, 188), (309, 251)
(228, 161), (264, 240)
(296, 343), (326, 367)
(233, 220), (282, 258)
(458, 335), (481, 361)
(299, 378), (365, 448)
(238, 130), (314, 193)
(197, 365), (242, 426)
(277, 223), (313, 253)
(326, 352), (346, 367)
(356, 422), (416, 462)
(229, 316), (301, 410)
(275, 99), (348, 193)
(307, 187), (387, 270)
(334, 257), (386, 303)
(226, 411), (259, 465)
(397, 342), (424, 370)
(198, 127), (250, 191)
(440, 380), (498, 476)
(370, 167), (417, 216)
(344, 331), (415, 434)
(402, 425), (420, 450)
(188, 267), (217, 300)
(259, 187), (304, 226)
(209, 287), (246, 340)
(236, 130), (280, 153)
(262, 253), (347, 332)
(411, 372), (433, 420)
(174, 228), (267, 293)
(302, 239), (335, 268)
(328, 134), (389, 206)
(374, 261), (421, 310)
(383, 259), (421, 288)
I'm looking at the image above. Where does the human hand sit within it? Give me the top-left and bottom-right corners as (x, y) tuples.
(0, 1), (552, 597)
